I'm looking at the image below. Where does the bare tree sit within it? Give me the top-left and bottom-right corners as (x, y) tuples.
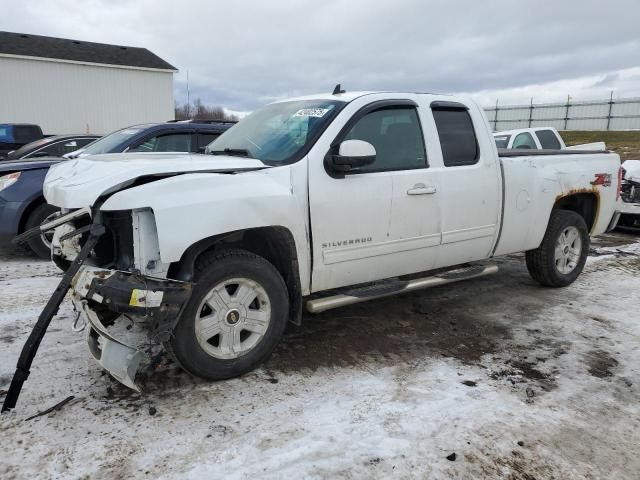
(174, 98), (238, 122)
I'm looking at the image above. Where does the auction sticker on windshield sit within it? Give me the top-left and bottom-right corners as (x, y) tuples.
(293, 108), (331, 118)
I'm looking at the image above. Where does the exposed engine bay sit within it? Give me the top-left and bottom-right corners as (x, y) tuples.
(618, 160), (640, 228)
(621, 161), (640, 204)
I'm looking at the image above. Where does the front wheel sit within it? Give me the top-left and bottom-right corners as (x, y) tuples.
(525, 210), (589, 287)
(167, 249), (289, 380)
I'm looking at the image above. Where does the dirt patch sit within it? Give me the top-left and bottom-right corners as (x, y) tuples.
(463, 448), (555, 480)
(489, 355), (559, 393)
(265, 292), (512, 373)
(591, 232), (639, 249)
(509, 360), (549, 381)
(587, 255), (640, 277)
(585, 350), (619, 378)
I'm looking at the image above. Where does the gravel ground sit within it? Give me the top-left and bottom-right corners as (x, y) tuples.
(1, 232), (639, 479)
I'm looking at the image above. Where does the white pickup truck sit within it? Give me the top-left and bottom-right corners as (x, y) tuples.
(41, 91), (621, 390)
(493, 127), (606, 151)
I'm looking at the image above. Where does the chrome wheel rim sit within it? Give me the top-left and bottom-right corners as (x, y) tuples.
(195, 277), (271, 359)
(40, 212), (60, 250)
(554, 226), (582, 274)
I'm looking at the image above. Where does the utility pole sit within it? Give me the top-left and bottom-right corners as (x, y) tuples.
(564, 94), (571, 130)
(186, 70), (190, 118)
(528, 97), (534, 128)
(606, 90), (614, 131)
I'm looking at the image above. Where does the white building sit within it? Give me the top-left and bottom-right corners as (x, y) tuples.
(0, 31), (177, 135)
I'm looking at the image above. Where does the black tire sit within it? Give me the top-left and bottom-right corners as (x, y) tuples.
(525, 210), (589, 287)
(24, 203), (59, 259)
(167, 248), (289, 381)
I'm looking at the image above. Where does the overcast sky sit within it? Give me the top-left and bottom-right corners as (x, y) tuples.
(3, 0), (640, 112)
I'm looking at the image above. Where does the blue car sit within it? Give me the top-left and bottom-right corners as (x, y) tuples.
(0, 121), (235, 258)
(65, 120), (236, 158)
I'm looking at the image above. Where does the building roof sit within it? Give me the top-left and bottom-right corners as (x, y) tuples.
(0, 31), (177, 71)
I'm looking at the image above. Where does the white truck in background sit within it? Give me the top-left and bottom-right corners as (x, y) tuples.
(494, 127), (606, 151)
(39, 90), (621, 391)
(616, 160), (640, 228)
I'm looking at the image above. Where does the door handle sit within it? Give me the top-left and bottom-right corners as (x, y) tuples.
(407, 184), (437, 195)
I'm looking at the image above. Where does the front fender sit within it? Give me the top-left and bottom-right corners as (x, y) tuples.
(100, 164), (311, 291)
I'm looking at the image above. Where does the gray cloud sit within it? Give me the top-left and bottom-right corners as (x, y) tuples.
(3, 0), (640, 110)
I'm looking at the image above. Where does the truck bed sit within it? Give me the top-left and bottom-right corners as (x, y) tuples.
(494, 150), (619, 257)
(497, 148), (607, 157)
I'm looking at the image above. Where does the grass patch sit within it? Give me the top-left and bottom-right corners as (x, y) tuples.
(560, 131), (640, 162)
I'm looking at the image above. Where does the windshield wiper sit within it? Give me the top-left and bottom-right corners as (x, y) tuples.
(209, 148), (253, 158)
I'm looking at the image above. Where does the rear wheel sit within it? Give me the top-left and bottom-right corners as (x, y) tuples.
(167, 249), (289, 380)
(24, 203), (59, 259)
(525, 210), (589, 287)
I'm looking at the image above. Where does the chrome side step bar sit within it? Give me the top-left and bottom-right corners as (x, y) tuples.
(306, 263), (498, 314)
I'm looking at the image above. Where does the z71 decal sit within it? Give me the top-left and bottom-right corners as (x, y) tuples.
(591, 173), (612, 187)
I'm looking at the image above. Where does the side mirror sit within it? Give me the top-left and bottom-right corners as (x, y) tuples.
(32, 151), (51, 157)
(328, 139), (376, 174)
(197, 146), (206, 153)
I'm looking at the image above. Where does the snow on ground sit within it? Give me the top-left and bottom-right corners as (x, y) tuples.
(1, 233), (639, 479)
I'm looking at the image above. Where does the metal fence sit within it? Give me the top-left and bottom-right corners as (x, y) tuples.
(484, 94), (640, 132)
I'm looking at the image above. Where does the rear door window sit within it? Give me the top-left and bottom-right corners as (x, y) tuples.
(197, 132), (221, 151)
(23, 140), (64, 157)
(61, 139), (93, 155)
(431, 107), (479, 166)
(130, 133), (192, 152)
(39, 141), (65, 156)
(512, 132), (536, 149)
(28, 138), (97, 157)
(535, 130), (562, 149)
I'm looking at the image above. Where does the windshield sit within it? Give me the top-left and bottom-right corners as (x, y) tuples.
(494, 134), (511, 149)
(79, 127), (145, 155)
(206, 100), (345, 164)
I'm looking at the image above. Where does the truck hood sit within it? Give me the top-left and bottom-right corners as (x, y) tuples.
(622, 160), (640, 184)
(44, 152), (270, 208)
(0, 156), (63, 173)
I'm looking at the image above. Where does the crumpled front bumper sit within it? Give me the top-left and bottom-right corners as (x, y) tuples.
(71, 266), (192, 390)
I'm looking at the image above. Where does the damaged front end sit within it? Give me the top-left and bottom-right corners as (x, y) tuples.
(620, 175), (640, 205)
(41, 206), (194, 392)
(618, 161), (640, 228)
(72, 266), (191, 390)
(61, 207), (193, 391)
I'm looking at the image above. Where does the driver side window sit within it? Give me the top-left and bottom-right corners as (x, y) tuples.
(342, 107), (427, 172)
